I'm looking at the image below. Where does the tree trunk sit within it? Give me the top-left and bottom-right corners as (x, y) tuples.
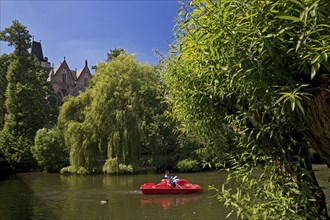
(304, 87), (330, 167)
(279, 137), (329, 218)
(301, 86), (330, 218)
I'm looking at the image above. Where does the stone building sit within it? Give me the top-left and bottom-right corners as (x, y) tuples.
(31, 41), (92, 105)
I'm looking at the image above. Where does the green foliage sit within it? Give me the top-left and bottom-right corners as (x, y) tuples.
(162, 0), (330, 218)
(77, 166), (88, 175)
(0, 21), (58, 170)
(212, 149), (327, 219)
(59, 165), (88, 175)
(60, 166), (78, 174)
(140, 105), (183, 170)
(0, 20), (31, 55)
(107, 48), (125, 61)
(176, 159), (201, 172)
(58, 94), (104, 174)
(0, 54), (11, 130)
(103, 158), (134, 174)
(58, 54), (162, 173)
(0, 131), (35, 171)
(103, 158), (120, 174)
(3, 55), (52, 141)
(93, 48), (126, 70)
(31, 127), (68, 172)
(118, 164), (134, 174)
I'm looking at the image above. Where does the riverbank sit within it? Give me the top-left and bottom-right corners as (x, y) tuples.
(313, 164), (330, 212)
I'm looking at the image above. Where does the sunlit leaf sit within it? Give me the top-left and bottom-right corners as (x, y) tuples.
(276, 15), (301, 22)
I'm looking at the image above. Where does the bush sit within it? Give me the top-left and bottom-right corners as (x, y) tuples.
(31, 127), (68, 172)
(118, 164), (134, 174)
(176, 159), (201, 172)
(0, 131), (36, 171)
(77, 166), (88, 175)
(60, 166), (77, 174)
(59, 166), (89, 175)
(103, 157), (134, 174)
(103, 158), (119, 174)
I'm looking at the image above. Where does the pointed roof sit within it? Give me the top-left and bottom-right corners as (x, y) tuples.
(52, 65), (61, 75)
(76, 68), (84, 79)
(52, 59), (77, 80)
(31, 41), (44, 61)
(76, 59), (91, 80)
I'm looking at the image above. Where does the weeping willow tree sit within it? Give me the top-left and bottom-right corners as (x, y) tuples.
(161, 0), (330, 218)
(58, 53), (158, 174)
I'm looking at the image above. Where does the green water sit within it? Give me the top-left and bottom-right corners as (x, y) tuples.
(0, 166), (328, 219)
(0, 171), (236, 220)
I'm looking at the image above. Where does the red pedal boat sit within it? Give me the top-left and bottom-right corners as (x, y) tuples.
(140, 179), (201, 194)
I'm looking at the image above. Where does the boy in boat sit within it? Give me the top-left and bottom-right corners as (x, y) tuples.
(164, 170), (170, 180)
(163, 170), (171, 185)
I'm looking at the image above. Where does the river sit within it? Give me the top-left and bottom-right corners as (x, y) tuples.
(0, 165), (328, 219)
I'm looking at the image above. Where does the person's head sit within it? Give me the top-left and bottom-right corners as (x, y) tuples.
(165, 170), (169, 175)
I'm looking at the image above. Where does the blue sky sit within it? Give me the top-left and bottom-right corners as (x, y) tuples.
(0, 0), (182, 71)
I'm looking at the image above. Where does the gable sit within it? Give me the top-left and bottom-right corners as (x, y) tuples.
(76, 66), (92, 86)
(52, 60), (76, 85)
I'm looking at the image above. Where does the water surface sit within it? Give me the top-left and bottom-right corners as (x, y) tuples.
(0, 171), (236, 219)
(0, 166), (328, 219)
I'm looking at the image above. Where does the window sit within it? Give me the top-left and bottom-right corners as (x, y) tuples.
(62, 73), (67, 83)
(84, 78), (88, 86)
(61, 89), (68, 97)
(57, 93), (62, 105)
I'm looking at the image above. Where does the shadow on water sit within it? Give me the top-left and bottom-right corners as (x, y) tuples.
(0, 174), (56, 220)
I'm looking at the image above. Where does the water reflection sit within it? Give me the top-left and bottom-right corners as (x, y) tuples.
(141, 194), (200, 211)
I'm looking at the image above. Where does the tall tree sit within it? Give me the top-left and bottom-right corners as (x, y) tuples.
(161, 0), (329, 218)
(58, 53), (160, 173)
(92, 48), (125, 70)
(0, 20), (31, 56)
(0, 20), (56, 170)
(0, 54), (11, 130)
(107, 48), (125, 61)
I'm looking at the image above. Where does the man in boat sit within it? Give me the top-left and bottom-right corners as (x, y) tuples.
(170, 176), (182, 188)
